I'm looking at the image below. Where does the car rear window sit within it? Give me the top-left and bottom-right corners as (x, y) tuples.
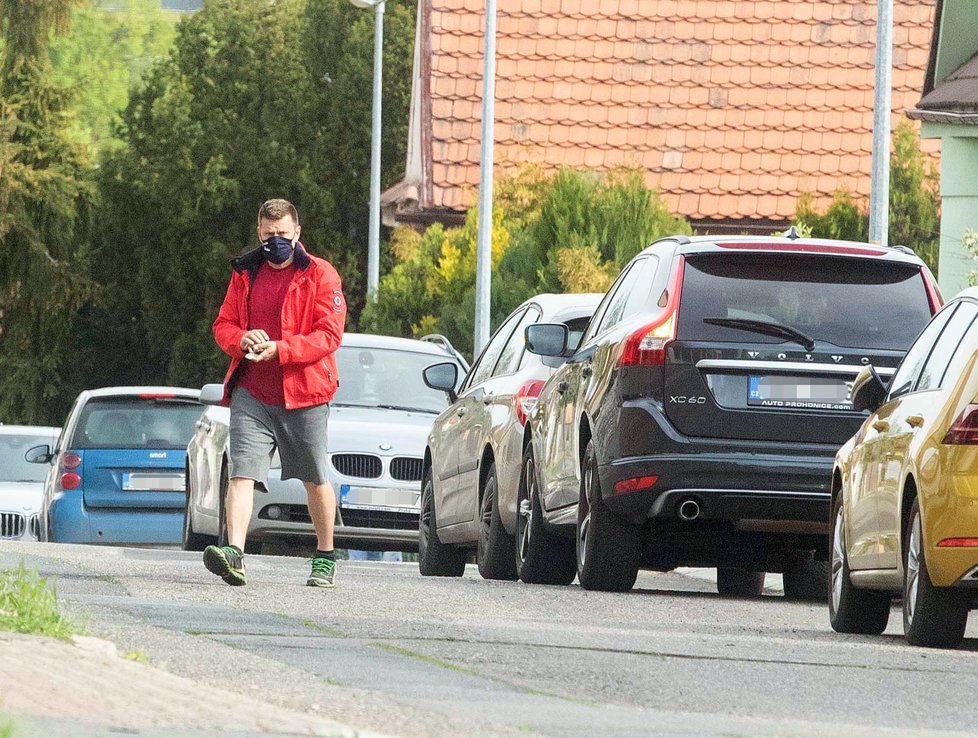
(677, 253), (932, 350)
(72, 397), (201, 450)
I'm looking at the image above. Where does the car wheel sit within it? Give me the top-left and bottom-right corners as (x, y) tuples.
(576, 439), (641, 592)
(828, 494), (891, 635)
(716, 568), (765, 597)
(783, 552), (830, 602)
(903, 498), (969, 648)
(418, 472), (466, 577)
(476, 462), (518, 581)
(182, 463), (214, 551)
(514, 445), (576, 586)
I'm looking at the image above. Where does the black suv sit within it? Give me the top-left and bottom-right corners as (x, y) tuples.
(518, 235), (941, 596)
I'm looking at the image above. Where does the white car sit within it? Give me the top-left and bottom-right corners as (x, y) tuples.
(183, 333), (467, 553)
(419, 293), (602, 580)
(1, 425), (60, 540)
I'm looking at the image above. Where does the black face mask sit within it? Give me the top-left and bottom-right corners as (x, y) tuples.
(261, 235), (295, 264)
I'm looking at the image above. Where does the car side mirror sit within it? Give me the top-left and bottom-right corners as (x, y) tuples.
(851, 365), (888, 413)
(198, 384), (225, 406)
(423, 362), (458, 403)
(525, 323), (568, 358)
(25, 445), (53, 464)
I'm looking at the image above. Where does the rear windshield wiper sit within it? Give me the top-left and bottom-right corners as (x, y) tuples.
(703, 317), (816, 352)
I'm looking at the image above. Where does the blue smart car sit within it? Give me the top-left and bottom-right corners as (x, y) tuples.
(28, 387), (202, 545)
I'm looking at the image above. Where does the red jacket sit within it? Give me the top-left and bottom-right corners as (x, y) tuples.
(213, 244), (346, 409)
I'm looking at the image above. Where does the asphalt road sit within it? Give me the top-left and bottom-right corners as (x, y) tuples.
(2, 541), (977, 738)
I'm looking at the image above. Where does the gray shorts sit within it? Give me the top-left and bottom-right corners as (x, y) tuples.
(229, 386), (330, 486)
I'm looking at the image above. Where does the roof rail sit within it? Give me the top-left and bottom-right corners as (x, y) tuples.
(420, 334), (470, 370)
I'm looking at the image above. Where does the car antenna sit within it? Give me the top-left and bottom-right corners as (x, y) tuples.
(783, 226), (801, 240)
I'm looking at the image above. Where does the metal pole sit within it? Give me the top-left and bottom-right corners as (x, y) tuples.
(366, 1), (385, 299)
(868, 0), (892, 246)
(473, 0), (497, 353)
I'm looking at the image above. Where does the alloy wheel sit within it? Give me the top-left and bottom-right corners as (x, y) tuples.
(905, 509), (922, 627)
(517, 457), (534, 564)
(577, 462), (593, 570)
(831, 504), (846, 614)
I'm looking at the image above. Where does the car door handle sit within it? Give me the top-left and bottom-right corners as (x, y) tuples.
(456, 406), (467, 417)
(905, 415), (925, 428)
(556, 380), (569, 393)
(872, 420), (889, 433)
(483, 393), (494, 406)
(195, 419), (212, 433)
(581, 363), (593, 379)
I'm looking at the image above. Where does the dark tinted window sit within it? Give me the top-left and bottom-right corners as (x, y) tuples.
(888, 306), (956, 399)
(916, 302), (978, 393)
(677, 254), (932, 350)
(72, 397), (201, 450)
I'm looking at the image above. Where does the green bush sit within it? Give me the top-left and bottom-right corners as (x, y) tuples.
(0, 562), (78, 641)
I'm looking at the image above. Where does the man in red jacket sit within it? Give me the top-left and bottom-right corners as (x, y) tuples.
(206, 199), (346, 588)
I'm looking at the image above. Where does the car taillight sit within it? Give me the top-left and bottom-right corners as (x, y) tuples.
(921, 270), (944, 313)
(937, 538), (978, 548)
(619, 258), (685, 367)
(514, 380), (545, 426)
(60, 451), (82, 490)
(943, 404), (978, 445)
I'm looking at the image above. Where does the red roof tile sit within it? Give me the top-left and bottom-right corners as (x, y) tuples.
(410, 0), (939, 226)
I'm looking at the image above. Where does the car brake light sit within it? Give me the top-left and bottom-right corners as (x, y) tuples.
(139, 393), (177, 399)
(60, 472), (81, 490)
(514, 380), (545, 425)
(715, 241), (888, 257)
(921, 270), (944, 313)
(62, 452), (81, 470)
(613, 475), (659, 495)
(937, 538), (978, 548)
(943, 404), (978, 445)
(620, 258), (684, 367)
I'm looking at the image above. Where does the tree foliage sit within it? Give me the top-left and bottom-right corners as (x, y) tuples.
(793, 122), (940, 274)
(363, 166), (691, 357)
(0, 0), (95, 424)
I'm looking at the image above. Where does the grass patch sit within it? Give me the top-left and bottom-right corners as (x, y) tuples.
(373, 643), (479, 676)
(300, 619), (345, 637)
(121, 650), (147, 663)
(0, 562), (77, 641)
(0, 715), (15, 738)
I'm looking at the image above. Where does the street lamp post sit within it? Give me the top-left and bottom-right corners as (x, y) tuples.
(868, 0), (892, 247)
(349, 0), (385, 300)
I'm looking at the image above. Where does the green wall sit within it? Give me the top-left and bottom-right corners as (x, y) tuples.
(934, 0), (978, 85)
(921, 126), (978, 296)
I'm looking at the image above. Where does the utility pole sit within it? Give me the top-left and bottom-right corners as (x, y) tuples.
(473, 0), (497, 354)
(868, 0), (892, 247)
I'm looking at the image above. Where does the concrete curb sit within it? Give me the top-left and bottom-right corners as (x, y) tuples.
(0, 632), (395, 737)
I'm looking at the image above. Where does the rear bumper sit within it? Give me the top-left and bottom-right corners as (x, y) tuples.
(599, 450), (833, 533)
(48, 494), (183, 545)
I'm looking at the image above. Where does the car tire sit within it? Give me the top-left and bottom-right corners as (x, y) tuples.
(477, 462), (518, 581)
(182, 465), (214, 551)
(903, 498), (969, 648)
(829, 494), (891, 635)
(576, 439), (641, 593)
(418, 472), (466, 577)
(514, 445), (576, 586)
(716, 568), (765, 597)
(783, 552), (830, 602)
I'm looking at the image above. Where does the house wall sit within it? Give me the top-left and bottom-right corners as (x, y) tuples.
(922, 124), (978, 296)
(934, 0), (978, 85)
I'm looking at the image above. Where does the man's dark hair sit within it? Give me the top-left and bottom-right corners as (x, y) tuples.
(258, 199), (299, 225)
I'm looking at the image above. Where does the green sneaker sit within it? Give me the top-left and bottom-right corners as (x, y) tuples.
(203, 545), (246, 586)
(307, 556), (336, 588)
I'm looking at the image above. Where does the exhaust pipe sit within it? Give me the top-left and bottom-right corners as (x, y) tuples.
(678, 499), (701, 522)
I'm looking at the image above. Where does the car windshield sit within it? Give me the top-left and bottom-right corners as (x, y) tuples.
(677, 254), (932, 350)
(333, 346), (456, 414)
(0, 434), (55, 483)
(72, 397), (202, 450)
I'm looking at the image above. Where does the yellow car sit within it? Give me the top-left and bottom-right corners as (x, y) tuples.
(830, 287), (978, 648)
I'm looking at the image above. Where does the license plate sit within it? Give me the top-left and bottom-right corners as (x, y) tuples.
(748, 376), (852, 410)
(122, 472), (186, 491)
(339, 485), (419, 510)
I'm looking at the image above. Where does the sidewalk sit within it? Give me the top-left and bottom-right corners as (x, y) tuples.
(0, 632), (391, 737)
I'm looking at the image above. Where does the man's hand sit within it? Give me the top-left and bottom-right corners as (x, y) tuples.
(249, 341), (279, 362)
(240, 330), (269, 353)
